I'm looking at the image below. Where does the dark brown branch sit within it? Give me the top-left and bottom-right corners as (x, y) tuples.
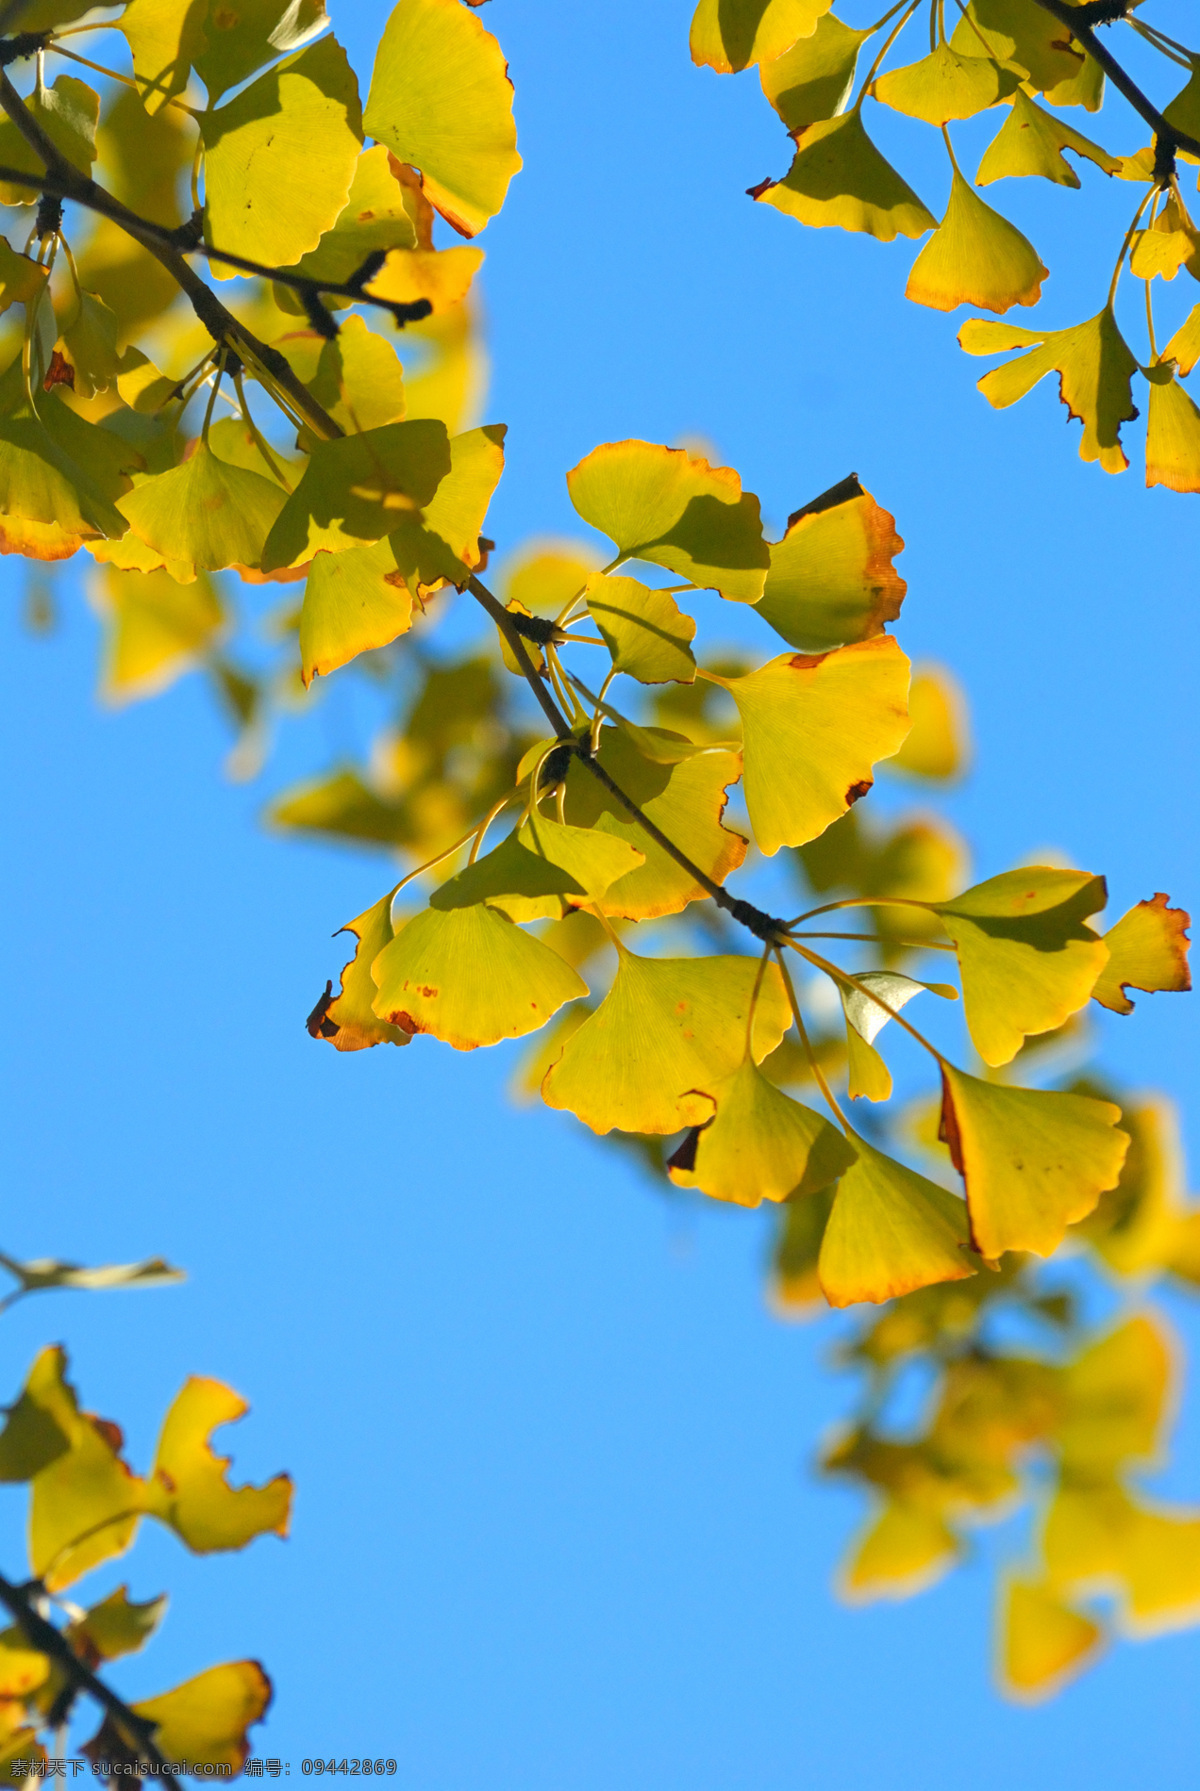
(0, 1571), (181, 1786)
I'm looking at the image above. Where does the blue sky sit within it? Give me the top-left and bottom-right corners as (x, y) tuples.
(1, 2), (1198, 1785)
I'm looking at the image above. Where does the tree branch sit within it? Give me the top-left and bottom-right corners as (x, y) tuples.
(0, 1571), (181, 1786)
(1028, 0), (1200, 171)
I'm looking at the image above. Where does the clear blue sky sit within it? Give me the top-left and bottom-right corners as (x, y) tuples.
(1, 3), (1198, 1785)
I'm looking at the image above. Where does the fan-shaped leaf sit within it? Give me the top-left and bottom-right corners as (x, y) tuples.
(690, 0), (831, 73)
(586, 573), (696, 683)
(818, 1135), (975, 1307)
(0, 76), (98, 206)
(118, 443), (287, 575)
(1145, 361), (1200, 494)
(873, 41), (1020, 125)
(977, 89), (1122, 188)
(906, 170), (1047, 313)
(886, 662), (969, 779)
(755, 482), (905, 652)
(145, 1378), (291, 1552)
(753, 111), (936, 242)
(195, 0), (329, 102)
(959, 308), (1138, 473)
(121, 1661), (271, 1772)
(299, 540), (411, 685)
(759, 13), (870, 133)
(69, 1586), (167, 1665)
(0, 237), (46, 315)
(276, 144), (420, 300)
(667, 1057), (855, 1207)
(1000, 1578), (1104, 1701)
(311, 894), (413, 1051)
(948, 0), (1084, 95)
(90, 565), (225, 703)
(23, 1349), (144, 1591)
(842, 1501), (959, 1601)
(1092, 893), (1192, 1015)
(260, 419), (451, 569)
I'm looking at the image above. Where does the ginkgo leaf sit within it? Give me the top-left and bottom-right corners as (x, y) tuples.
(976, 89), (1121, 187)
(1075, 1095), (1194, 1277)
(1092, 892), (1192, 1015)
(1163, 62), (1200, 162)
(1145, 361), (1200, 494)
(753, 112), (936, 243)
(518, 812), (646, 904)
(1056, 1317), (1169, 1475)
(430, 818), (643, 921)
(58, 291), (120, 404)
(388, 422), (506, 592)
(1130, 196), (1200, 282)
(759, 13), (871, 133)
(541, 949), (792, 1135)
(0, 389), (128, 559)
(296, 313), (408, 438)
(364, 0), (522, 237)
(949, 0), (1083, 94)
(117, 0), (209, 111)
(939, 1066), (1128, 1259)
(935, 867), (1108, 1066)
(841, 1501), (959, 1601)
(91, 565), (226, 704)
(567, 439), (769, 602)
(201, 37), (363, 276)
(276, 144), (420, 300)
(818, 1135), (975, 1307)
(23, 1348), (144, 1591)
(561, 725), (747, 918)
(708, 637), (911, 855)
(0, 1350), (72, 1483)
(371, 903), (586, 1049)
(118, 443), (287, 575)
(366, 244), (485, 315)
(0, 237), (46, 315)
(299, 540), (412, 686)
(770, 1184), (836, 1315)
(690, 0), (831, 73)
(0, 1252), (184, 1298)
(69, 1585), (167, 1665)
(145, 1378), (291, 1552)
(502, 540), (601, 616)
(1162, 304), (1200, 378)
(667, 1057), (855, 1207)
(841, 972), (956, 1103)
(905, 171), (1047, 313)
(586, 574), (697, 683)
(0, 75), (98, 205)
(121, 1661), (271, 1771)
(195, 0), (329, 102)
(959, 308), (1139, 473)
(261, 419), (451, 569)
(754, 481), (906, 652)
(1000, 1578), (1104, 1702)
(872, 42), (1021, 126)
(310, 893), (413, 1051)
(885, 662), (969, 779)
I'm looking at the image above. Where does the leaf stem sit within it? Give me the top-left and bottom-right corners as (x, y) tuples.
(785, 937), (949, 1066)
(855, 0), (921, 109)
(774, 950), (851, 1132)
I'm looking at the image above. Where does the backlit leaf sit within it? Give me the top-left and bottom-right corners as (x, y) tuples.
(873, 42), (1021, 126)
(567, 439), (769, 602)
(0, 1351), (71, 1483)
(0, 76), (98, 205)
(145, 1378), (291, 1552)
(501, 540), (601, 617)
(690, 0), (831, 73)
(906, 171), (1047, 313)
(297, 313), (408, 438)
(366, 244), (485, 314)
(126, 1661), (271, 1771)
(1145, 362), (1200, 495)
(842, 1502), (959, 1600)
(0, 238), (46, 315)
(24, 1348), (144, 1591)
(118, 444), (287, 575)
(313, 894), (412, 1051)
(387, 422), (506, 592)
(1092, 893), (1191, 1015)
(708, 636), (911, 855)
(541, 949), (791, 1135)
(754, 482), (906, 652)
(949, 0), (1084, 95)
(90, 565), (225, 704)
(430, 817), (643, 920)
(959, 308), (1139, 474)
(1057, 1317), (1169, 1475)
(939, 1067), (1128, 1259)
(753, 112), (936, 243)
(818, 1135), (975, 1307)
(936, 867), (1108, 1066)
(118, 0), (209, 113)
(1129, 196), (1199, 282)
(1000, 1578), (1103, 1701)
(586, 573), (697, 683)
(841, 972), (956, 1103)
(976, 89), (1121, 187)
(759, 12), (869, 133)
(769, 1184), (836, 1316)
(261, 419), (451, 569)
(299, 540), (412, 686)
(69, 1586), (167, 1665)
(0, 1633), (50, 1699)
(364, 0), (522, 237)
(275, 145), (420, 300)
(58, 291), (121, 400)
(195, 0), (329, 102)
(1162, 304), (1200, 377)
(885, 662), (969, 779)
(667, 1057), (855, 1207)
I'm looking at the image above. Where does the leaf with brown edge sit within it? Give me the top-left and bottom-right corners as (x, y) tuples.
(759, 13), (870, 134)
(818, 1135), (975, 1308)
(708, 636), (911, 856)
(1000, 1578), (1104, 1703)
(1092, 893), (1192, 1015)
(541, 948), (791, 1136)
(315, 893), (413, 1051)
(975, 89), (1121, 188)
(939, 1066), (1128, 1260)
(690, 0), (831, 73)
(754, 481), (906, 653)
(958, 308), (1139, 474)
(667, 1058), (855, 1208)
(753, 112), (936, 244)
(87, 1661), (272, 1774)
(145, 1378), (291, 1553)
(905, 172), (1047, 314)
(67, 1586), (167, 1667)
(1145, 362), (1200, 495)
(24, 1348), (145, 1591)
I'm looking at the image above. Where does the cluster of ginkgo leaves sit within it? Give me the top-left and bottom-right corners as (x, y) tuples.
(690, 0), (1200, 489)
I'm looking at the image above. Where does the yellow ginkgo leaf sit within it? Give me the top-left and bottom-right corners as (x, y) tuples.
(125, 1661), (271, 1771)
(260, 419), (451, 570)
(1162, 304), (1200, 377)
(541, 948), (792, 1135)
(667, 1057), (856, 1207)
(976, 89), (1122, 187)
(388, 422), (506, 593)
(194, 0), (330, 102)
(759, 12), (869, 132)
(818, 1135), (975, 1307)
(429, 820), (642, 922)
(290, 313), (407, 440)
(0, 1349), (72, 1483)
(0, 75), (98, 205)
(0, 1632), (50, 1700)
(841, 972), (956, 1102)
(842, 1501), (959, 1600)
(502, 540), (602, 616)
(948, 0), (1084, 96)
(769, 1184), (837, 1316)
(885, 662), (969, 779)
(117, 0), (207, 112)
(69, 1585), (167, 1665)
(367, 244), (485, 314)
(90, 565), (225, 704)
(755, 480), (906, 652)
(23, 1348), (144, 1592)
(935, 867), (1109, 1066)
(1056, 1317), (1170, 1476)
(0, 237), (46, 315)
(275, 145), (420, 302)
(873, 41), (1021, 126)
(1116, 1506), (1200, 1638)
(586, 574), (697, 683)
(709, 636), (911, 855)
(959, 308), (1139, 473)
(690, 0), (831, 73)
(1092, 892), (1192, 1015)
(1145, 361), (1200, 495)
(753, 111), (936, 242)
(371, 903), (587, 1050)
(145, 1378), (291, 1553)
(0, 395), (128, 560)
(939, 1066), (1128, 1259)
(567, 439), (769, 602)
(299, 540), (412, 686)
(906, 171), (1047, 313)
(1129, 196), (1199, 281)
(1000, 1578), (1104, 1702)
(363, 0), (521, 237)
(1164, 62), (1200, 164)
(311, 894), (413, 1052)
(118, 443), (287, 575)
(1076, 1096), (1194, 1277)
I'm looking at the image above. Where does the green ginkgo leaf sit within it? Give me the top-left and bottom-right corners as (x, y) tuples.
(430, 817), (643, 921)
(118, 443), (287, 575)
(976, 89), (1121, 187)
(299, 539), (412, 685)
(948, 0), (1084, 95)
(201, 37), (363, 276)
(364, 0), (522, 238)
(121, 1661), (271, 1772)
(958, 308), (1139, 473)
(818, 1135), (975, 1307)
(1145, 361), (1200, 495)
(759, 12), (870, 133)
(0, 75), (98, 205)
(371, 903), (587, 1049)
(145, 1377), (291, 1552)
(195, 0), (330, 102)
(690, 0), (831, 73)
(586, 573), (697, 683)
(541, 947), (792, 1135)
(940, 1066), (1128, 1259)
(0, 394), (129, 560)
(753, 111), (936, 243)
(1092, 893), (1192, 1015)
(755, 481), (906, 651)
(59, 290), (121, 399)
(567, 439), (769, 601)
(667, 1056), (855, 1207)
(561, 724), (747, 918)
(935, 867), (1108, 1066)
(260, 419), (451, 570)
(872, 41), (1021, 126)
(708, 636), (911, 855)
(906, 171), (1048, 313)
(313, 893), (413, 1051)
(519, 811), (647, 904)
